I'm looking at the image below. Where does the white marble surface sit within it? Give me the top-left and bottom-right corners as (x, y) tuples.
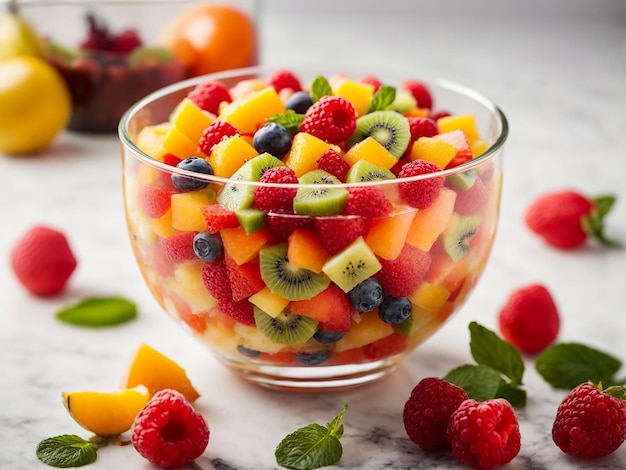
(2, 1), (626, 469)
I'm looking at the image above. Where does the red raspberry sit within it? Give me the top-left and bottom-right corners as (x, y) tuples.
(375, 244), (431, 297)
(198, 121), (239, 154)
(159, 232), (198, 263)
(403, 80), (433, 110)
(314, 216), (368, 255)
(200, 204), (240, 234)
(403, 377), (469, 452)
(131, 389), (209, 469)
(497, 284), (560, 354)
(525, 190), (616, 249)
(453, 177), (490, 216)
(447, 398), (521, 470)
(10, 225), (77, 297)
(300, 96), (357, 144)
(266, 212), (314, 241)
(360, 75), (382, 92)
(267, 69), (302, 92)
(187, 81), (232, 115)
(316, 149), (350, 182)
(403, 116), (438, 157)
(552, 382), (626, 458)
(109, 29), (142, 53)
(398, 159), (444, 209)
(254, 166), (298, 212)
(345, 186), (392, 218)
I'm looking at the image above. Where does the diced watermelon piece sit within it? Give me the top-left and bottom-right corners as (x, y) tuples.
(289, 284), (352, 333)
(138, 184), (176, 219)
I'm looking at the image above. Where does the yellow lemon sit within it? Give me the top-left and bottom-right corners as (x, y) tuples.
(62, 385), (150, 436)
(0, 55), (70, 155)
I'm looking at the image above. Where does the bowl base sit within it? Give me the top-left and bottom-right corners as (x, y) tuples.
(220, 355), (406, 392)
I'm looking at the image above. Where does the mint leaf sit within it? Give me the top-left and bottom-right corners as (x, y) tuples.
(495, 381), (527, 408)
(310, 76), (332, 103)
(469, 322), (525, 386)
(56, 296), (137, 327)
(444, 364), (501, 401)
(536, 342), (622, 390)
(36, 435), (98, 468)
(275, 404), (348, 470)
(268, 110), (305, 133)
(366, 85), (396, 113)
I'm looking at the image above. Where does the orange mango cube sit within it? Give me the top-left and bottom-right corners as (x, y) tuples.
(409, 137), (458, 169)
(437, 114), (480, 141)
(170, 98), (214, 143)
(365, 210), (417, 260)
(219, 86), (285, 135)
(283, 132), (332, 177)
(333, 78), (375, 116)
(343, 136), (398, 170)
(171, 188), (216, 232)
(209, 135), (259, 177)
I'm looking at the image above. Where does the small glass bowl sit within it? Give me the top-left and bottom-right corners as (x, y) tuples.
(119, 66), (508, 390)
(11, 0), (258, 133)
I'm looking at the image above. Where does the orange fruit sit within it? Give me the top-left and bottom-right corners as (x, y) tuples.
(161, 3), (257, 76)
(62, 385), (150, 436)
(120, 343), (200, 402)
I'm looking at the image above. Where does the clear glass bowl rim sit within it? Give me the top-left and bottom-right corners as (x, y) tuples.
(118, 65), (509, 189)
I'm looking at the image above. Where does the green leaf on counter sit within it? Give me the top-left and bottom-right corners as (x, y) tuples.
(275, 404), (348, 470)
(55, 296), (137, 327)
(469, 321), (525, 387)
(366, 85), (396, 113)
(495, 381), (527, 408)
(310, 76), (332, 103)
(536, 342), (622, 390)
(444, 364), (502, 402)
(36, 434), (98, 468)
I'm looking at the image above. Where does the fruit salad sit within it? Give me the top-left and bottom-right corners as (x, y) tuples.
(120, 68), (507, 388)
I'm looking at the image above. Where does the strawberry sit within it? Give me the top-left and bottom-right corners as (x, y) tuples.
(138, 184), (175, 219)
(497, 284), (560, 354)
(10, 225), (77, 296)
(552, 382), (626, 458)
(159, 232), (197, 263)
(224, 255), (265, 302)
(200, 204), (239, 234)
(525, 190), (618, 248)
(376, 244), (431, 297)
(314, 216), (368, 255)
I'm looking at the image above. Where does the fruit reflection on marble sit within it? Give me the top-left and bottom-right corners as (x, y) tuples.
(123, 70), (503, 373)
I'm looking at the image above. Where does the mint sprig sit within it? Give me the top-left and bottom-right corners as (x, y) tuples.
(36, 435), (101, 468)
(536, 342), (623, 390)
(444, 322), (527, 407)
(275, 404), (348, 470)
(310, 76), (332, 103)
(366, 85), (396, 113)
(55, 296), (137, 327)
(268, 110), (305, 133)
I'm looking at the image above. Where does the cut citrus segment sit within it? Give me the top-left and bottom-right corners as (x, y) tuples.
(63, 385), (150, 436)
(120, 343), (199, 402)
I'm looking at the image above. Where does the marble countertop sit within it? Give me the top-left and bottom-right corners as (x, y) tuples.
(2, 1), (626, 469)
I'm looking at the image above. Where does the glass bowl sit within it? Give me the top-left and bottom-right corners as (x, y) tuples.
(119, 66), (508, 390)
(9, 0), (258, 133)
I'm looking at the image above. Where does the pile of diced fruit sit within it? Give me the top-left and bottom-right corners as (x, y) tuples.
(124, 70), (501, 367)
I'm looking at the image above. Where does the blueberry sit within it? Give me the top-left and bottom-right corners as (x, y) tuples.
(348, 278), (384, 312)
(193, 232), (223, 262)
(252, 122), (292, 157)
(285, 91), (313, 114)
(171, 156), (213, 191)
(313, 329), (346, 344)
(378, 296), (412, 324)
(237, 345), (261, 358)
(295, 350), (330, 366)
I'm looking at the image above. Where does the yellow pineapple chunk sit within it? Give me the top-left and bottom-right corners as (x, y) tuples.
(151, 209), (178, 238)
(334, 311), (395, 352)
(470, 138), (489, 157)
(162, 126), (204, 159)
(135, 122), (171, 160)
(409, 137), (458, 168)
(170, 98), (214, 143)
(437, 114), (480, 141)
(343, 136), (398, 169)
(333, 78), (375, 116)
(283, 132), (332, 177)
(409, 282), (451, 311)
(219, 86), (286, 135)
(171, 188), (216, 231)
(209, 135), (259, 177)
(249, 287), (290, 318)
(169, 261), (219, 314)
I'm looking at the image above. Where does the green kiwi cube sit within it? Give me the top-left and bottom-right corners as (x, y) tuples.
(322, 236), (382, 292)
